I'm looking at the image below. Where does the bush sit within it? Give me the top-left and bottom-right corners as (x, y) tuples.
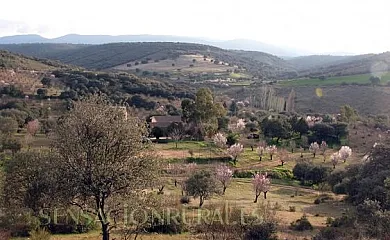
(29, 228), (51, 240)
(180, 196), (190, 204)
(186, 156), (231, 164)
(293, 162), (331, 185)
(333, 182), (347, 194)
(267, 167), (294, 180)
(314, 194), (334, 204)
(244, 222), (278, 240)
(146, 210), (186, 234)
(227, 133), (239, 146)
(289, 206), (296, 212)
(233, 170), (254, 178)
(290, 215), (313, 231)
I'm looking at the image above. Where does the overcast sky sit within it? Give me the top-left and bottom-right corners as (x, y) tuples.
(1, 0), (389, 54)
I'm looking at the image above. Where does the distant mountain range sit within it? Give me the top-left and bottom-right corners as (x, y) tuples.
(0, 34), (311, 57)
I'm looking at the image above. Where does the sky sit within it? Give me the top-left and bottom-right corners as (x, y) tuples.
(1, 0), (390, 54)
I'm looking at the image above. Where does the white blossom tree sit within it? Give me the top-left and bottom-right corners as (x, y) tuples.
(227, 143), (244, 165)
(257, 146), (265, 161)
(309, 142), (320, 158)
(331, 152), (340, 169)
(339, 146), (352, 163)
(236, 118), (246, 131)
(252, 173), (271, 202)
(215, 164), (233, 194)
(213, 132), (227, 149)
(266, 145), (278, 160)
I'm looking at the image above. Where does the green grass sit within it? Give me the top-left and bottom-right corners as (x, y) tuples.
(280, 73), (390, 87)
(228, 80), (254, 86)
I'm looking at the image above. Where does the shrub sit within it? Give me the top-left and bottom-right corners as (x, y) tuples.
(244, 222), (278, 240)
(289, 206), (296, 212)
(146, 210), (186, 234)
(267, 167), (294, 180)
(233, 170), (254, 178)
(333, 183), (347, 194)
(314, 194), (334, 204)
(180, 196), (191, 204)
(186, 156), (231, 164)
(290, 215), (313, 231)
(29, 228), (51, 240)
(226, 133), (239, 146)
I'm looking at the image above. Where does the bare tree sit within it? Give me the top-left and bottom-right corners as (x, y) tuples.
(278, 149), (290, 166)
(52, 96), (158, 240)
(169, 127), (184, 148)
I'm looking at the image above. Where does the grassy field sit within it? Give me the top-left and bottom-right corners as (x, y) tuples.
(15, 135), (363, 240)
(280, 72), (390, 87)
(113, 54), (236, 73)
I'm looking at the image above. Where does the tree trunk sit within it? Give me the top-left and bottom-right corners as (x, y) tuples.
(234, 157), (237, 165)
(174, 179), (177, 187)
(102, 222), (109, 240)
(301, 152), (303, 158)
(270, 154), (273, 160)
(254, 194), (259, 203)
(251, 146), (253, 151)
(281, 161), (284, 166)
(259, 156), (262, 161)
(199, 196), (204, 207)
(175, 142), (178, 148)
(333, 164), (336, 169)
(223, 186), (227, 195)
(264, 191), (268, 199)
(313, 153), (316, 158)
(291, 148), (294, 153)
(158, 185), (164, 194)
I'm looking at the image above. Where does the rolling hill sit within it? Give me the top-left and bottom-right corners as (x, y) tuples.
(0, 50), (68, 70)
(289, 52), (390, 77)
(0, 42), (296, 79)
(0, 34), (306, 56)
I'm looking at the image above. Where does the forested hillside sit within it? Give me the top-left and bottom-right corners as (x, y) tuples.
(0, 42), (297, 79)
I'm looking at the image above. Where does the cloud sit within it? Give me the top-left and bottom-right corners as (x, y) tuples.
(0, 19), (50, 36)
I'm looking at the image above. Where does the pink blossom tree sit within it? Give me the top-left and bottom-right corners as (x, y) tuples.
(252, 173), (271, 202)
(26, 119), (40, 136)
(215, 164), (233, 194)
(339, 146), (352, 163)
(227, 143), (244, 165)
(266, 145), (278, 160)
(309, 142), (320, 158)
